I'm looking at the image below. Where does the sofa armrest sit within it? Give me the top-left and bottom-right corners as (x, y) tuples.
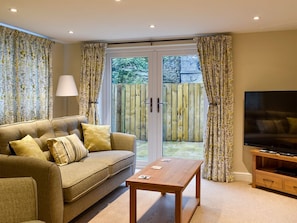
(0, 177), (45, 222)
(110, 132), (136, 153)
(0, 177), (37, 222)
(0, 155), (63, 223)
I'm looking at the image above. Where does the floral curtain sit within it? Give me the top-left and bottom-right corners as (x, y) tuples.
(196, 35), (234, 182)
(80, 42), (107, 124)
(0, 26), (54, 124)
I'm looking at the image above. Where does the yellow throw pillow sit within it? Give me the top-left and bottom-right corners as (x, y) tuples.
(47, 134), (89, 166)
(287, 117), (297, 134)
(81, 123), (111, 151)
(9, 135), (47, 161)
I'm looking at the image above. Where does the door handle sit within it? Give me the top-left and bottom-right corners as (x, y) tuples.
(157, 98), (166, 113)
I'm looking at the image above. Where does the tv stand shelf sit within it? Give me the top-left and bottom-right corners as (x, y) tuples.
(251, 149), (297, 196)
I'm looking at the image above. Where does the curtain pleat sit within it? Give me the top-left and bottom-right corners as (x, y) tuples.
(79, 43), (107, 124)
(196, 35), (234, 182)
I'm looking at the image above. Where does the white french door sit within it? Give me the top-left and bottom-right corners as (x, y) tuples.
(102, 45), (203, 168)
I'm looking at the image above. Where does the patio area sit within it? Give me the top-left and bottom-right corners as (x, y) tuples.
(136, 140), (204, 161)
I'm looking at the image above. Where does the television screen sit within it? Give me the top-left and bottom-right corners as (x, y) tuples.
(244, 91), (297, 155)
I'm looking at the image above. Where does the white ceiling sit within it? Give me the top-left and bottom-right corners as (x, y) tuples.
(1, 0), (297, 44)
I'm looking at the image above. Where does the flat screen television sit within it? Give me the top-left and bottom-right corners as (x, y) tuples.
(244, 91), (297, 155)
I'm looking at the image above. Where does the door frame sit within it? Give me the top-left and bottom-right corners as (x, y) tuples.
(101, 44), (199, 168)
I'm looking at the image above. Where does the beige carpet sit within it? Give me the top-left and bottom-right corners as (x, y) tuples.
(71, 178), (297, 223)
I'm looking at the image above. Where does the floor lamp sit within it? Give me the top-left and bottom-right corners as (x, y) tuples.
(56, 75), (78, 116)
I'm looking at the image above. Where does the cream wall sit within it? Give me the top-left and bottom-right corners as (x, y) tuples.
(52, 42), (64, 118)
(52, 30), (297, 179)
(52, 43), (81, 118)
(232, 30), (297, 178)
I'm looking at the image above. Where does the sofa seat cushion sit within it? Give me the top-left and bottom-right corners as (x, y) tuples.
(87, 150), (135, 176)
(59, 161), (109, 203)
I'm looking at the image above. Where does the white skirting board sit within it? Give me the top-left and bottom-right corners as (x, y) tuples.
(232, 172), (252, 183)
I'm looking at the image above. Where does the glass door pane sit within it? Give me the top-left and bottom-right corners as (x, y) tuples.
(110, 57), (149, 163)
(161, 54), (204, 160)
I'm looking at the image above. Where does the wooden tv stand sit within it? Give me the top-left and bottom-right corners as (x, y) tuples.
(251, 149), (297, 196)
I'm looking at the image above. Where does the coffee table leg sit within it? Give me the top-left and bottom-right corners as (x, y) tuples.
(130, 186), (137, 223)
(175, 190), (182, 223)
(196, 167), (201, 205)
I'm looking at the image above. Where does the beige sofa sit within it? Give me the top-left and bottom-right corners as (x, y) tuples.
(0, 115), (136, 223)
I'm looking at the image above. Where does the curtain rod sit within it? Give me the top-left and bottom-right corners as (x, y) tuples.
(108, 37), (195, 45)
(84, 33), (230, 46)
(1, 23), (54, 42)
(106, 38), (197, 48)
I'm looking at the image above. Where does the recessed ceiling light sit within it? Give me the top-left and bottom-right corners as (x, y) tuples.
(253, 16), (260, 21)
(150, 24), (155, 29)
(68, 30), (74, 34)
(115, 0), (121, 2)
(9, 8), (17, 13)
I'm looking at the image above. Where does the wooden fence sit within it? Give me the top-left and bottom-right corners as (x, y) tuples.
(111, 83), (204, 142)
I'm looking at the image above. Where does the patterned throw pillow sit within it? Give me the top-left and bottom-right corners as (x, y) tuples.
(81, 123), (111, 152)
(47, 134), (89, 165)
(9, 135), (47, 161)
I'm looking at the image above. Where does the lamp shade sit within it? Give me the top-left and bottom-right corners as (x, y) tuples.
(56, 75), (78, 96)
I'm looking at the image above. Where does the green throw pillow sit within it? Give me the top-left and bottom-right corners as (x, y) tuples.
(9, 135), (47, 161)
(81, 123), (111, 151)
(47, 134), (89, 166)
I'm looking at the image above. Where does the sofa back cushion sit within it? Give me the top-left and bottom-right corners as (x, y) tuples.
(0, 119), (55, 155)
(51, 115), (88, 140)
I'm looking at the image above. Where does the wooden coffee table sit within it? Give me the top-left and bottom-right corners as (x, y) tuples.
(126, 158), (203, 223)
